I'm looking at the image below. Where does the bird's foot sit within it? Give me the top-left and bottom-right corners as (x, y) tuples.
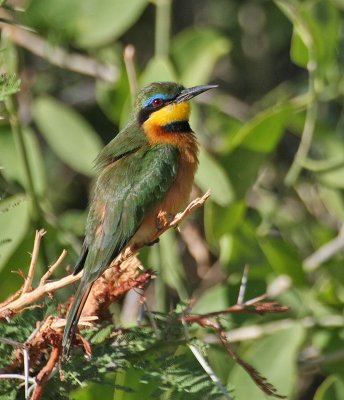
(146, 238), (160, 246)
(156, 211), (174, 230)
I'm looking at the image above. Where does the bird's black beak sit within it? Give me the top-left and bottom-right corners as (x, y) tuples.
(175, 84), (218, 103)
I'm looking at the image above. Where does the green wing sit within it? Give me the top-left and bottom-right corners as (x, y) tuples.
(94, 121), (148, 170)
(81, 143), (179, 282)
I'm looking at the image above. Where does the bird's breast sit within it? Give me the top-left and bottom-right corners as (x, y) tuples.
(131, 131), (198, 246)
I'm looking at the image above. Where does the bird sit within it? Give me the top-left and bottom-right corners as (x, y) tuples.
(62, 81), (217, 357)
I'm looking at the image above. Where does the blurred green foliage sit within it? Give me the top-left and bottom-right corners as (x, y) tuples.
(1, 0), (344, 399)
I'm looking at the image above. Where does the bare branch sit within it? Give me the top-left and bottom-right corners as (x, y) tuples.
(0, 263), (81, 320)
(40, 249), (67, 285)
(124, 44), (138, 103)
(184, 296), (288, 323)
(216, 323), (286, 399)
(31, 347), (60, 400)
(113, 190), (211, 267)
(22, 229), (46, 294)
(0, 19), (118, 82)
(0, 192), (210, 322)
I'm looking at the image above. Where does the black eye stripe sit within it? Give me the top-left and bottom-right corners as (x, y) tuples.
(137, 90), (182, 125)
(138, 106), (159, 124)
(138, 102), (167, 124)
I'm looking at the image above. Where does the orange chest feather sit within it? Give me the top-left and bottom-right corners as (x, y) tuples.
(161, 148), (198, 214)
(148, 124), (198, 213)
(132, 125), (199, 244)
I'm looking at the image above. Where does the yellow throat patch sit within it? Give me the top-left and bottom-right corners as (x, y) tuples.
(144, 101), (190, 127)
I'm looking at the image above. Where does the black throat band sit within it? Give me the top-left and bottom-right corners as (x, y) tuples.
(162, 120), (192, 133)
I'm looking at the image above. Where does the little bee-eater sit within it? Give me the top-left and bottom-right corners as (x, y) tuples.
(62, 81), (217, 356)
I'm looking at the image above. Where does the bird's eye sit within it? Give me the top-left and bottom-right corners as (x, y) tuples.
(152, 98), (164, 107)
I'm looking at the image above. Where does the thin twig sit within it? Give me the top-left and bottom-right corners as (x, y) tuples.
(0, 337), (25, 348)
(123, 44), (138, 105)
(189, 344), (232, 400)
(112, 190), (211, 267)
(183, 294), (288, 324)
(23, 348), (30, 399)
(0, 269), (81, 320)
(303, 224), (344, 271)
(0, 374), (35, 383)
(215, 322), (286, 399)
(237, 264), (249, 305)
(0, 192), (211, 320)
(31, 347), (60, 400)
(0, 22), (118, 82)
(40, 249), (67, 285)
(142, 300), (161, 340)
(204, 315), (344, 344)
(154, 0), (172, 58)
(23, 230), (46, 294)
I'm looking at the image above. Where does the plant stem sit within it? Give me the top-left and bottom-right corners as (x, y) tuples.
(284, 57), (318, 186)
(5, 96), (40, 225)
(154, 0), (172, 58)
(123, 44), (138, 106)
(278, 0), (319, 187)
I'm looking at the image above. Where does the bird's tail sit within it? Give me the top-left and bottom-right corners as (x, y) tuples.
(62, 279), (94, 358)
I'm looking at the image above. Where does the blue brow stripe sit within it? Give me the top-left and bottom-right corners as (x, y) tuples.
(144, 93), (170, 107)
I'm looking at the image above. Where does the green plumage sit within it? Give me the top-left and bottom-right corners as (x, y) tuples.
(62, 81), (216, 357)
(84, 142), (179, 282)
(62, 127), (179, 355)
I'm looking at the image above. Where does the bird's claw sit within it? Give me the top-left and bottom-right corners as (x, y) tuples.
(156, 211), (174, 230)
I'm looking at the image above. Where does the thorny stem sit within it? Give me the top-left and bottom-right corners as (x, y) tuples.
(154, 0), (172, 58)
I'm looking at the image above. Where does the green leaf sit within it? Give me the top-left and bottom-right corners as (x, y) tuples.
(314, 375), (344, 400)
(0, 125), (46, 195)
(259, 237), (306, 285)
(74, 0), (149, 48)
(229, 324), (305, 400)
(192, 284), (230, 314)
(224, 148), (266, 200)
(195, 148), (234, 206)
(205, 200), (246, 245)
(227, 106), (290, 153)
(318, 187), (344, 222)
(96, 61), (129, 123)
(290, 29), (309, 68)
(279, 1), (340, 76)
(24, 0), (148, 48)
(172, 27), (230, 86)
(33, 96), (103, 176)
(0, 233), (37, 302)
(0, 34), (18, 74)
(0, 194), (29, 273)
(71, 380), (115, 400)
